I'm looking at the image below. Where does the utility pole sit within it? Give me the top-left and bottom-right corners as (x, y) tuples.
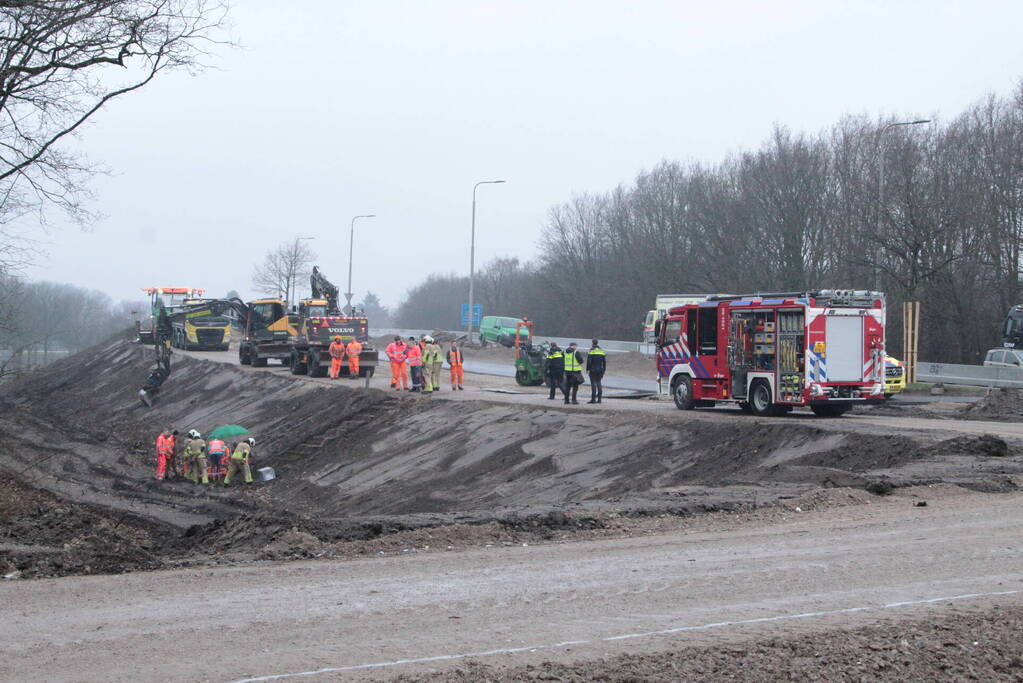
(346, 215), (376, 315)
(467, 180), (505, 342)
(875, 119), (929, 289)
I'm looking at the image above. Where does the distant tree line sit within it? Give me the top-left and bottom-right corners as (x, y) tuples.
(0, 280), (142, 380)
(396, 82), (1023, 363)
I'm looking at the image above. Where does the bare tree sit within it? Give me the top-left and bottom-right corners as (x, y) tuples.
(251, 239), (315, 303)
(0, 1), (232, 226)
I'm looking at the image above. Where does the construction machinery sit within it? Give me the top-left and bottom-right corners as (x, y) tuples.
(137, 287), (203, 406)
(237, 267), (377, 377)
(137, 290), (256, 406)
(513, 319), (549, 386)
(170, 298), (233, 351)
(137, 287), (205, 345)
(237, 297), (293, 367)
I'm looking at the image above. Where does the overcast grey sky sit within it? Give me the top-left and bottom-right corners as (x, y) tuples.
(21, 0), (1023, 310)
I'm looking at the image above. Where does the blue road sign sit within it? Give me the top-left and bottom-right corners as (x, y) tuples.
(460, 303), (482, 326)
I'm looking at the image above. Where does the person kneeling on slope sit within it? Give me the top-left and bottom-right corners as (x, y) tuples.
(224, 437), (255, 485)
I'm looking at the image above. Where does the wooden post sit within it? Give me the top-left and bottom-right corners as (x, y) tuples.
(903, 301), (920, 385)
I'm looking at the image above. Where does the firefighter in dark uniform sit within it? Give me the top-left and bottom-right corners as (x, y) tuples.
(545, 343), (564, 400)
(586, 339), (606, 404)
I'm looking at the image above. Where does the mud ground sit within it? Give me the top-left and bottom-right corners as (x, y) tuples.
(399, 605), (1023, 682)
(2, 335), (1023, 579)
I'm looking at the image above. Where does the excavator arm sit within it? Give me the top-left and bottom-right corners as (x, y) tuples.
(310, 266), (341, 314)
(139, 297), (250, 407)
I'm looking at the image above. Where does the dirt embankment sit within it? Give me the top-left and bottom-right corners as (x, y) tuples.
(2, 335), (1023, 578)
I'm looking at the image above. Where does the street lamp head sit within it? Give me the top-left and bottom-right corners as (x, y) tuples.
(911, 119), (931, 125)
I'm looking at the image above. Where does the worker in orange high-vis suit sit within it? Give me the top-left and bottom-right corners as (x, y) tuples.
(155, 429), (173, 481)
(385, 336), (408, 390)
(346, 337), (363, 378)
(405, 336), (423, 391)
(328, 335), (345, 379)
(447, 341), (464, 390)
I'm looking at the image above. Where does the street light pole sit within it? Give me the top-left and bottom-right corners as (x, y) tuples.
(875, 119), (930, 288)
(346, 214), (376, 315)
(468, 179), (506, 342)
(291, 236), (315, 306)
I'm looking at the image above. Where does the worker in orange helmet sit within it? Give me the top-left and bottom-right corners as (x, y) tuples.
(328, 335), (345, 379)
(345, 336), (363, 378)
(447, 341), (464, 390)
(385, 336), (408, 390)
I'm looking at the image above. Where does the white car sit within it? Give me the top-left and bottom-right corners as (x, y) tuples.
(984, 348), (1023, 367)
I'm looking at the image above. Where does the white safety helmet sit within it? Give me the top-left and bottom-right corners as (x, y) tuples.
(424, 335), (434, 343)
(188, 429), (200, 439)
(247, 437), (255, 446)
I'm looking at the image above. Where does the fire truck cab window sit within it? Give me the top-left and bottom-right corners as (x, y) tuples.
(663, 320), (682, 344)
(698, 307), (717, 354)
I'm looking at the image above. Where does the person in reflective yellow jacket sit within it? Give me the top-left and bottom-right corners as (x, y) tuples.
(546, 343), (565, 401)
(586, 339), (606, 404)
(562, 342), (584, 405)
(223, 438), (254, 485)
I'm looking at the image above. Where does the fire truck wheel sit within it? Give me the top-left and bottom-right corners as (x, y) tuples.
(749, 380), (781, 417)
(672, 375), (695, 410)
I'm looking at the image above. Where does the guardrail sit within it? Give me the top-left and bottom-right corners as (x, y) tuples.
(376, 329), (657, 355)
(916, 361), (1023, 389)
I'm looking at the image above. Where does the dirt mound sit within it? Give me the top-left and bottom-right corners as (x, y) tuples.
(934, 434), (1011, 458)
(960, 388), (1023, 421)
(0, 471), (168, 579)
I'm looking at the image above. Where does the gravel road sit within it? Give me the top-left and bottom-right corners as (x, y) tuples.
(2, 487), (1021, 682)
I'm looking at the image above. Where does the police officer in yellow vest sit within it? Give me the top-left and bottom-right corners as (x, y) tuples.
(586, 339), (607, 404)
(224, 437), (254, 485)
(545, 343), (565, 400)
(562, 342), (585, 405)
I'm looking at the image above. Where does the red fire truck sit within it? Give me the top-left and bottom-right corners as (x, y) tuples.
(655, 290), (886, 417)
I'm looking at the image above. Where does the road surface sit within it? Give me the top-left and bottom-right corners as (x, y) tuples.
(2, 488), (1020, 682)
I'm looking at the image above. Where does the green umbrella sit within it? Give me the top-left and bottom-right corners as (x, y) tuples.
(208, 424), (250, 440)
